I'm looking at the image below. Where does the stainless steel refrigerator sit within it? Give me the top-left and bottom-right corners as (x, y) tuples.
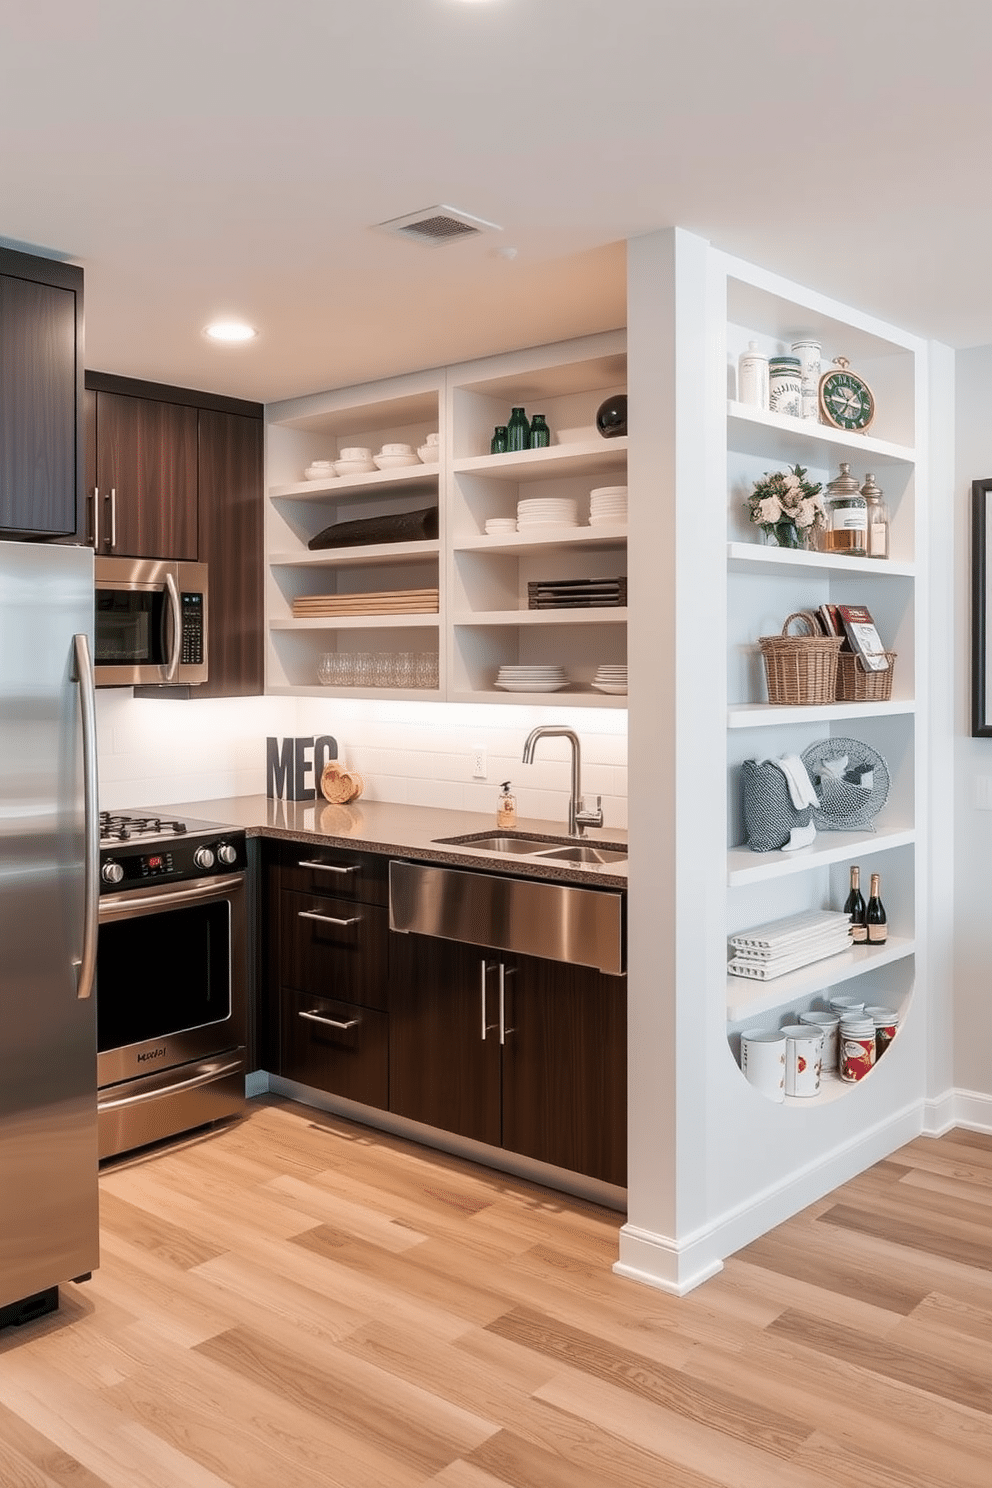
(0, 539), (100, 1327)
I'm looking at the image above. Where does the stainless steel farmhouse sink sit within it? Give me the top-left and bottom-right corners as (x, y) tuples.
(389, 859), (625, 974)
(433, 830), (627, 866)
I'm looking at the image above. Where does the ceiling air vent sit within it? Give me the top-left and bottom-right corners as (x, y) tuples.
(375, 205), (501, 248)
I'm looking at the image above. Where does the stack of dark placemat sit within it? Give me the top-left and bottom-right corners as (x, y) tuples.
(527, 576), (627, 610)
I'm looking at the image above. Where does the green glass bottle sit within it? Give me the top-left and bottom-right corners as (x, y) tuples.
(490, 425), (508, 454)
(506, 406), (529, 452)
(529, 413), (550, 448)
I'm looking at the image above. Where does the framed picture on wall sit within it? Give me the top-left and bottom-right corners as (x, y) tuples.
(972, 478), (992, 735)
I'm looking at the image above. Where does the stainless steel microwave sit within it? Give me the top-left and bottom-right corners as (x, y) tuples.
(94, 556), (208, 687)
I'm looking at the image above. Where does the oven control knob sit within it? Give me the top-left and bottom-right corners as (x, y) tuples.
(101, 860), (124, 885)
(193, 846), (215, 870)
(217, 842), (238, 866)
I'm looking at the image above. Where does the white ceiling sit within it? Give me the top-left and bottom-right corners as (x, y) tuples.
(4, 0), (991, 405)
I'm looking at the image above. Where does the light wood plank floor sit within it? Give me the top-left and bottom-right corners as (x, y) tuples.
(2, 1097), (991, 1488)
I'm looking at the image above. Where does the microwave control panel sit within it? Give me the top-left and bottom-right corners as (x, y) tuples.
(180, 592), (204, 665)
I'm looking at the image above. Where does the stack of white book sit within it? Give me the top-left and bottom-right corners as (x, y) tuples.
(728, 909), (853, 981)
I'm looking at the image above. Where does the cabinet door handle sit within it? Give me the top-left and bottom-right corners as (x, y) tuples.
(89, 487), (100, 548)
(298, 910), (360, 929)
(299, 1009), (360, 1032)
(108, 486), (117, 550)
(481, 959), (498, 1040)
(297, 859), (356, 875)
(499, 963), (516, 1045)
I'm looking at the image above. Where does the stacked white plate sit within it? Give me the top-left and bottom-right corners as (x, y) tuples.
(485, 517), (518, 536)
(591, 664), (628, 695)
(516, 497), (578, 530)
(589, 486), (628, 524)
(495, 664), (569, 693)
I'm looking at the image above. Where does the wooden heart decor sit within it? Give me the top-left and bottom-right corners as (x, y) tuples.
(320, 760), (365, 804)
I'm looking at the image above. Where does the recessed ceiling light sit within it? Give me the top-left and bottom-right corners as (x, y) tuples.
(204, 320), (257, 343)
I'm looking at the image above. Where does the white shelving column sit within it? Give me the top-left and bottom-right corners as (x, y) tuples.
(620, 227), (934, 1295)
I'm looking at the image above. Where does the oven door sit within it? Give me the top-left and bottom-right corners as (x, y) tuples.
(97, 873), (247, 1088)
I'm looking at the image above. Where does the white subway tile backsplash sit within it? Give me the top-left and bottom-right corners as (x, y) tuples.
(95, 692), (627, 821)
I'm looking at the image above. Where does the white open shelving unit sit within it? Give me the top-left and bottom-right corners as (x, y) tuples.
(264, 332), (628, 707)
(719, 254), (926, 1117)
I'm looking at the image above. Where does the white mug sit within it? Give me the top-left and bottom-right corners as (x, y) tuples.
(781, 1023), (823, 1097)
(800, 1010), (841, 1071)
(740, 1027), (786, 1102)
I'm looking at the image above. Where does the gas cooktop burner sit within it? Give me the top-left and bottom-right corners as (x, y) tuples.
(99, 811), (190, 844)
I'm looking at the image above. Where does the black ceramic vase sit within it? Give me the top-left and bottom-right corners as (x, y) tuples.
(595, 393), (627, 439)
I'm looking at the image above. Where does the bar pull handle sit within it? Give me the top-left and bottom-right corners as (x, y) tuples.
(163, 571), (181, 682)
(108, 486), (117, 550)
(481, 959), (498, 1040)
(298, 859), (356, 875)
(499, 964), (516, 1045)
(89, 486), (100, 548)
(71, 633), (99, 1001)
(298, 910), (360, 929)
(299, 1010), (360, 1033)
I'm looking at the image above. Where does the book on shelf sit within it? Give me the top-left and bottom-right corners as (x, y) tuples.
(835, 603), (890, 671)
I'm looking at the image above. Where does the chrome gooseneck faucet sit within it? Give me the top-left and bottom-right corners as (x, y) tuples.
(521, 726), (604, 837)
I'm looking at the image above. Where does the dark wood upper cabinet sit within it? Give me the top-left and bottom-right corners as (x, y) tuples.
(196, 408), (264, 697)
(86, 373), (264, 698)
(0, 249), (82, 539)
(91, 390), (198, 559)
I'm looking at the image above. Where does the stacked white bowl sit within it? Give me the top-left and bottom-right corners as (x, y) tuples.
(495, 664), (569, 693)
(334, 447), (375, 476)
(485, 516), (518, 536)
(589, 485), (628, 524)
(374, 443), (419, 470)
(516, 497), (578, 530)
(592, 664), (628, 695)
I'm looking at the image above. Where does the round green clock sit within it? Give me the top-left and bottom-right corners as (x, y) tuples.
(818, 357), (875, 433)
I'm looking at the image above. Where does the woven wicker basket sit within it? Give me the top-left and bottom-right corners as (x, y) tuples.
(758, 611), (843, 706)
(835, 650), (896, 703)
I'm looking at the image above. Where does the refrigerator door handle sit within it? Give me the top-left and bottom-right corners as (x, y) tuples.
(72, 632), (99, 1001)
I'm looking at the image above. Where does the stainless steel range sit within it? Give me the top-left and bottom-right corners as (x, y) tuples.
(96, 809), (248, 1160)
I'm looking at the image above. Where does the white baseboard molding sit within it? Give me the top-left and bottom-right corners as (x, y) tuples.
(614, 1225), (723, 1296)
(942, 1088), (992, 1134)
(617, 1100), (925, 1296)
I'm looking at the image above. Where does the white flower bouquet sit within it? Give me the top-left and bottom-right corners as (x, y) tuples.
(747, 464), (825, 549)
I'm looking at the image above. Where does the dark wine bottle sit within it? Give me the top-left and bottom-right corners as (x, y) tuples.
(866, 872), (887, 945)
(844, 865), (867, 943)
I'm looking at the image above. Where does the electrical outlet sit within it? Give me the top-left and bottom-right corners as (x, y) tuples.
(472, 748), (487, 779)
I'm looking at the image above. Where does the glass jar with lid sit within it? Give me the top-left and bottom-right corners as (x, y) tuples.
(861, 473), (889, 559)
(822, 462), (868, 557)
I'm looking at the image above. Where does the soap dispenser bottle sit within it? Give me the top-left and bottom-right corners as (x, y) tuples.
(496, 781), (517, 829)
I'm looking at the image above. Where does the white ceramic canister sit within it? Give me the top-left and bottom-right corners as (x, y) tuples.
(768, 356), (803, 418)
(740, 1027), (787, 1102)
(781, 1023), (824, 1097)
(799, 1009), (841, 1072)
(791, 339), (822, 421)
(738, 341), (769, 410)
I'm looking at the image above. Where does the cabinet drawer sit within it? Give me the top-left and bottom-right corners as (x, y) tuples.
(279, 843), (388, 906)
(280, 890), (388, 1011)
(280, 989), (388, 1109)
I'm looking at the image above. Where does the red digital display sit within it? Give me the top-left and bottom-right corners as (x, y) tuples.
(146, 855), (164, 871)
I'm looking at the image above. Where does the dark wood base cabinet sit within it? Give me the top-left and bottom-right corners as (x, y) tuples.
(265, 842), (626, 1189)
(389, 930), (627, 1188)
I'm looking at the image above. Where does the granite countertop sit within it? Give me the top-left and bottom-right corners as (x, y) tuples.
(165, 794), (628, 888)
